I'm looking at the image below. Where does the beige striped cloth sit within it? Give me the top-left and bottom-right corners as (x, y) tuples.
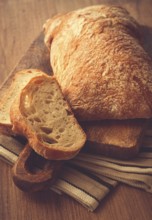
(0, 127), (152, 211)
(0, 134), (117, 212)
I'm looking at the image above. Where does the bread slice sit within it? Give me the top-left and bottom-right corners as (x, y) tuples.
(44, 5), (152, 120)
(81, 119), (148, 159)
(0, 69), (45, 135)
(10, 75), (86, 160)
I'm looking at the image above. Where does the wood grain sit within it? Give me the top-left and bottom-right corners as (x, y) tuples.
(0, 0), (152, 220)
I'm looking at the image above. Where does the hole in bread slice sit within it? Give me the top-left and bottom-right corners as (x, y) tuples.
(39, 134), (58, 144)
(40, 126), (53, 134)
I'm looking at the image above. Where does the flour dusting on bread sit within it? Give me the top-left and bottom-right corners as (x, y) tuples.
(44, 5), (152, 120)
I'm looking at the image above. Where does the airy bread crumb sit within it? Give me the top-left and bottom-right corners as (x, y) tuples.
(10, 74), (86, 160)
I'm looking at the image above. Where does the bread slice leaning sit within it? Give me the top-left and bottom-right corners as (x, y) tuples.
(0, 69), (45, 135)
(10, 75), (86, 160)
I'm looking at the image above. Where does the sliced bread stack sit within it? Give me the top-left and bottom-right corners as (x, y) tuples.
(0, 69), (86, 160)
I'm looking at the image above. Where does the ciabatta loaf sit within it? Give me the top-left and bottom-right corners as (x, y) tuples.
(0, 69), (45, 135)
(44, 5), (152, 120)
(10, 75), (86, 160)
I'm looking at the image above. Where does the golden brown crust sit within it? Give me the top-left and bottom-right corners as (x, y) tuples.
(12, 144), (63, 192)
(81, 119), (148, 159)
(44, 5), (152, 120)
(10, 75), (86, 160)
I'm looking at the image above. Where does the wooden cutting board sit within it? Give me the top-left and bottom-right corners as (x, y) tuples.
(0, 32), (149, 159)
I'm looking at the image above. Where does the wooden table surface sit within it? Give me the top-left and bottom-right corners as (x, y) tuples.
(0, 0), (152, 219)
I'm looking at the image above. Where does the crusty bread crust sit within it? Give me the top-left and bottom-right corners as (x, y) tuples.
(12, 144), (63, 192)
(44, 5), (152, 120)
(81, 119), (148, 159)
(10, 75), (86, 160)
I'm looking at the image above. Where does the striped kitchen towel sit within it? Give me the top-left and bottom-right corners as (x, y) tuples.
(0, 134), (117, 212)
(0, 123), (152, 211)
(70, 128), (152, 193)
